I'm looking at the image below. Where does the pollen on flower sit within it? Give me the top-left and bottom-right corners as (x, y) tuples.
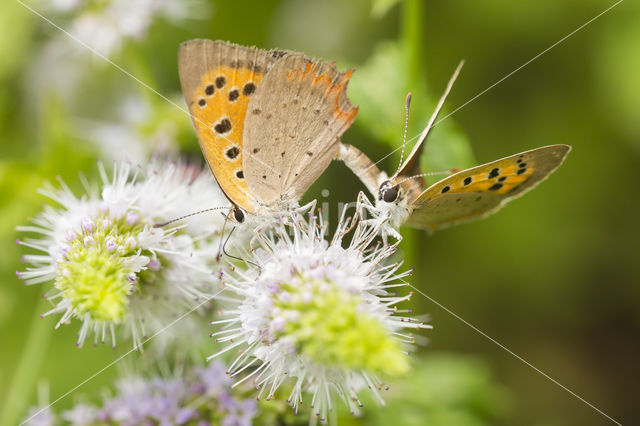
(54, 214), (146, 323)
(57, 245), (130, 322)
(274, 277), (410, 376)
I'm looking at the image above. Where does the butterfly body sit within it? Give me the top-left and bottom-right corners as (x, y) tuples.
(179, 40), (357, 221)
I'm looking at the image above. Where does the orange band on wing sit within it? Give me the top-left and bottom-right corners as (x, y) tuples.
(189, 65), (267, 212)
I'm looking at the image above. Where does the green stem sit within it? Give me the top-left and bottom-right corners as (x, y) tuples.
(0, 298), (53, 426)
(401, 0), (426, 269)
(403, 0), (425, 90)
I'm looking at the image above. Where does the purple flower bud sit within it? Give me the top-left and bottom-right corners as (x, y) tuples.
(84, 236), (94, 247)
(106, 238), (117, 252)
(81, 217), (94, 233)
(271, 316), (286, 331)
(127, 273), (137, 283)
(60, 243), (70, 256)
(126, 211), (139, 226)
(148, 259), (161, 270)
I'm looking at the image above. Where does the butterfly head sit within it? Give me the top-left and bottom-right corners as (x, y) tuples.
(232, 205), (246, 224)
(374, 178), (417, 227)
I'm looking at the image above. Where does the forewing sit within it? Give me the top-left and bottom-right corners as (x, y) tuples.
(394, 61), (464, 178)
(243, 55), (358, 206)
(406, 144), (571, 231)
(178, 39), (288, 212)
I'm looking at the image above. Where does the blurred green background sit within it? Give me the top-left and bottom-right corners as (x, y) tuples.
(1, 0), (639, 424)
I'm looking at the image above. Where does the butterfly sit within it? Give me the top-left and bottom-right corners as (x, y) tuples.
(340, 62), (571, 233)
(178, 39), (358, 224)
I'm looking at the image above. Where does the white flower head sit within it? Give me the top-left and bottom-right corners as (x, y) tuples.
(36, 0), (209, 58)
(18, 159), (231, 349)
(209, 206), (430, 422)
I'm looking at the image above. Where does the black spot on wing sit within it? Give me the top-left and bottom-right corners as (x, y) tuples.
(270, 50), (287, 58)
(488, 183), (503, 191)
(463, 176), (472, 186)
(215, 76), (226, 88)
(441, 186), (450, 193)
(226, 147), (240, 159)
(488, 168), (500, 178)
(517, 168), (527, 175)
(214, 118), (232, 134)
(243, 83), (256, 96)
(205, 84), (214, 96)
(228, 90), (239, 102)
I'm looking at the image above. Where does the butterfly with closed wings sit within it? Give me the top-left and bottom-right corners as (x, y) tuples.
(340, 61), (571, 233)
(179, 39), (358, 227)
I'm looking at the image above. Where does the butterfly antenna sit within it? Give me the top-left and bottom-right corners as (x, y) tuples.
(153, 207), (229, 228)
(394, 170), (453, 186)
(415, 60), (464, 149)
(394, 93), (413, 176)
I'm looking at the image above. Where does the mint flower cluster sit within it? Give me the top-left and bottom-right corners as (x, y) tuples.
(18, 160), (229, 348)
(19, 161), (427, 423)
(210, 211), (428, 421)
(24, 361), (256, 426)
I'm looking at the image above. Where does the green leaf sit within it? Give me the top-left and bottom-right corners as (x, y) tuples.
(349, 41), (475, 173)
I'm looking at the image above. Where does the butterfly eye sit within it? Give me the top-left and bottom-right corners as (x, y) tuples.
(382, 186), (399, 203)
(233, 207), (245, 223)
(379, 181), (400, 203)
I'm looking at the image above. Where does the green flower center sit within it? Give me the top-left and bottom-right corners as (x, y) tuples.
(55, 214), (151, 323)
(274, 278), (409, 376)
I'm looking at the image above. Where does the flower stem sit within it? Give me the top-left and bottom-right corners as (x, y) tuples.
(403, 0), (425, 89)
(401, 0), (426, 270)
(0, 298), (53, 426)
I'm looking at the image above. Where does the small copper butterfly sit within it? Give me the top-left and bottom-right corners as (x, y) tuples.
(178, 39), (358, 223)
(341, 62), (571, 232)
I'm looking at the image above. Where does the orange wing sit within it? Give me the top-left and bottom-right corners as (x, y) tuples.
(406, 145), (571, 231)
(178, 40), (285, 213)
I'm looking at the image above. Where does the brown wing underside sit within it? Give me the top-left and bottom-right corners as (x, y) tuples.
(243, 55), (358, 206)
